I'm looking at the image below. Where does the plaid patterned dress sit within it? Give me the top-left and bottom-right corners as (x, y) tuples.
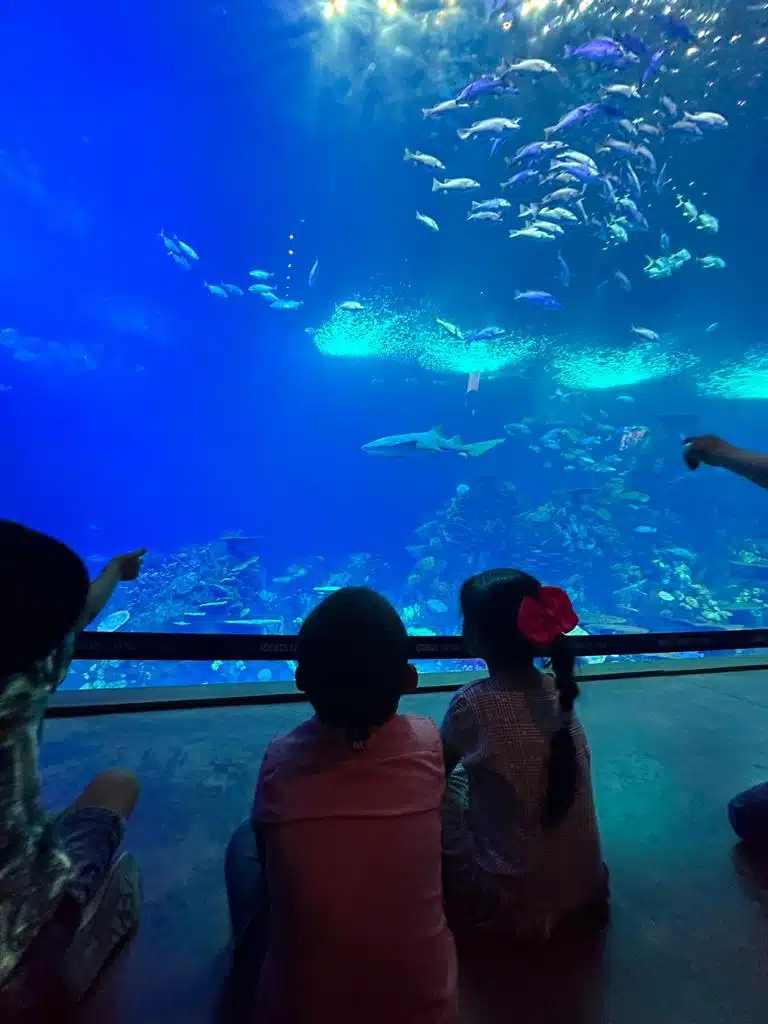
(440, 674), (606, 938)
(0, 637), (76, 983)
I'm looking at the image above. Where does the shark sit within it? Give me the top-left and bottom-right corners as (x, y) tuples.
(362, 426), (505, 458)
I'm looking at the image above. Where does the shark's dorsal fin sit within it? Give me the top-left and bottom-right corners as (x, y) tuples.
(432, 424), (444, 437)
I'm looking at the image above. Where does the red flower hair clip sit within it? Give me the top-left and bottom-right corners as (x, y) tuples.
(517, 586), (578, 647)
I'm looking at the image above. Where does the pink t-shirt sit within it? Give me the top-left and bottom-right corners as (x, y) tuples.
(253, 712), (458, 1024)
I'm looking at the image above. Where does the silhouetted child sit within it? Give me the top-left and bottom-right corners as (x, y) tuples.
(225, 587), (458, 1024)
(0, 521), (145, 1018)
(441, 569), (608, 939)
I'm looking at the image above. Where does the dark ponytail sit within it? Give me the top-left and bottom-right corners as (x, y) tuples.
(542, 632), (580, 829)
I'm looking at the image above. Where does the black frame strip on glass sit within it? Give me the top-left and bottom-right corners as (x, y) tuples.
(75, 628), (768, 662)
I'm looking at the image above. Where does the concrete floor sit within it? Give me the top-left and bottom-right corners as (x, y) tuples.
(42, 670), (768, 1024)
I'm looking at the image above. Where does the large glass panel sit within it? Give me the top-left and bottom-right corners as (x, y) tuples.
(4, 1), (768, 692)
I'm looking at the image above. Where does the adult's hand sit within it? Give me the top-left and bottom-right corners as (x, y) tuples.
(682, 435), (736, 470)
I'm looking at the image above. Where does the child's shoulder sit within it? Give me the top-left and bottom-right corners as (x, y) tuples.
(394, 712), (442, 744)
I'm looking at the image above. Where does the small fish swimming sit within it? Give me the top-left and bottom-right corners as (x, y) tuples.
(510, 227), (556, 241)
(545, 104), (601, 137)
(308, 257), (319, 288)
(221, 283), (244, 296)
(696, 213), (719, 233)
(422, 99), (471, 118)
(631, 325), (660, 343)
(168, 251), (190, 269)
(159, 229), (180, 254)
(512, 141), (566, 163)
(465, 326), (506, 342)
(514, 290), (562, 310)
(404, 148), (446, 170)
(457, 118), (520, 141)
(338, 300), (364, 311)
(531, 221), (564, 236)
(683, 111), (728, 129)
(435, 318), (463, 339)
(556, 250), (570, 288)
(542, 188), (582, 204)
(432, 177), (481, 193)
(204, 282), (228, 297)
(538, 206), (579, 224)
(467, 210), (502, 222)
(698, 255), (726, 269)
(676, 196), (698, 221)
(603, 84), (640, 100)
(270, 299), (303, 311)
(503, 58), (558, 75)
(500, 169), (539, 190)
(640, 49), (666, 90)
(455, 75), (517, 104)
(548, 161), (602, 185)
(176, 238), (199, 261)
(416, 211), (440, 232)
(471, 198), (512, 212)
(670, 119), (703, 138)
(249, 269), (274, 280)
(564, 38), (629, 64)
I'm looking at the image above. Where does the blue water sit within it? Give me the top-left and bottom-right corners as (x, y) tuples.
(2, 0), (768, 690)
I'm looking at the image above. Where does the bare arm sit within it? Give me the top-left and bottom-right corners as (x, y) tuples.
(77, 549), (147, 631)
(684, 436), (768, 490)
(719, 450), (768, 489)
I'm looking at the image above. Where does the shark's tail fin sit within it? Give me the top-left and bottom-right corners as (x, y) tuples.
(432, 178), (442, 192)
(463, 438), (506, 457)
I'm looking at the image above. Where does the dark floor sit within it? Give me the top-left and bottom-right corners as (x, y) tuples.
(42, 670), (768, 1024)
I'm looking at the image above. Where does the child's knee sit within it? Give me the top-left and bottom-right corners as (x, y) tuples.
(75, 769), (140, 819)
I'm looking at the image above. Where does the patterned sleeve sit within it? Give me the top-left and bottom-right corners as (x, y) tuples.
(440, 688), (479, 758)
(49, 632), (76, 690)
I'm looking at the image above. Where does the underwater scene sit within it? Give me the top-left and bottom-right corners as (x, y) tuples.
(3, 0), (768, 690)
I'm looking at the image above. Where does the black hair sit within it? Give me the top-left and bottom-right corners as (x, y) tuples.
(460, 569), (580, 829)
(0, 521), (90, 680)
(296, 587), (411, 748)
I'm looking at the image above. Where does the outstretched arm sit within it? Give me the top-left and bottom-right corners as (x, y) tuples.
(684, 436), (768, 490)
(78, 549), (147, 630)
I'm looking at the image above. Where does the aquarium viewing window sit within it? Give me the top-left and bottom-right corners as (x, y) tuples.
(4, 1), (767, 700)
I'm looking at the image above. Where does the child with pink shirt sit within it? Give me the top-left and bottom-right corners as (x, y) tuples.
(224, 587), (458, 1024)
